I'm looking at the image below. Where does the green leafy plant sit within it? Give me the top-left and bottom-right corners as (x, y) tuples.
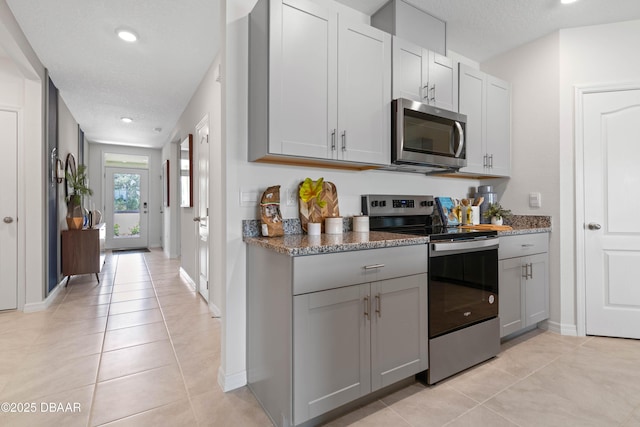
(65, 164), (93, 205)
(114, 223), (120, 236)
(130, 224), (140, 235)
(483, 203), (512, 219)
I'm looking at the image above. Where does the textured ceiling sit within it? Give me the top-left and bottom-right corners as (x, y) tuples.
(6, 0), (221, 148)
(337, 0), (640, 62)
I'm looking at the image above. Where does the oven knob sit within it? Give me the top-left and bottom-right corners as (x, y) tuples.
(380, 201), (386, 207)
(420, 201), (427, 207)
(427, 201), (434, 206)
(371, 201), (378, 207)
(489, 295), (495, 304)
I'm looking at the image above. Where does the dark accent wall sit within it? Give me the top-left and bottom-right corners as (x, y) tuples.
(46, 74), (59, 294)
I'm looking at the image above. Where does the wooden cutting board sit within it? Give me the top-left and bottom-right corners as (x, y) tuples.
(460, 224), (513, 231)
(298, 181), (340, 232)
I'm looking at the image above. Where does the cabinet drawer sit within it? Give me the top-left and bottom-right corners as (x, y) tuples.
(293, 245), (428, 295)
(499, 233), (549, 260)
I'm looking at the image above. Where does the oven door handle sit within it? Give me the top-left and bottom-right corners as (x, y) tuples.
(431, 238), (499, 255)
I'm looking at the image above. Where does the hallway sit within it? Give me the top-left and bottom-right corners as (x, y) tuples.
(0, 249), (269, 426)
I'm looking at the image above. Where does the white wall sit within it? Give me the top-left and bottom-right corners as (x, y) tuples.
(223, 5), (481, 389)
(0, 0), (45, 309)
(481, 32), (562, 330)
(88, 143), (163, 249)
(57, 95), (79, 230)
(161, 141), (179, 258)
(478, 19), (640, 336)
(557, 20), (640, 333)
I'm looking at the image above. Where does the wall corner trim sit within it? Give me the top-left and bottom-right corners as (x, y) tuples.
(218, 367), (247, 392)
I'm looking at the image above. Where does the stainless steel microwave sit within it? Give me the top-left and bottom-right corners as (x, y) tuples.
(392, 98), (467, 172)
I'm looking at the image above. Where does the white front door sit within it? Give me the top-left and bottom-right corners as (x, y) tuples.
(105, 167), (149, 250)
(196, 117), (210, 302)
(0, 109), (18, 311)
(583, 88), (640, 339)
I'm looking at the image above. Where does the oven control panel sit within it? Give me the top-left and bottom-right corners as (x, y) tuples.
(361, 194), (434, 216)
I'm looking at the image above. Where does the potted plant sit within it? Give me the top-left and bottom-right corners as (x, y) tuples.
(66, 164), (93, 229)
(483, 202), (512, 226)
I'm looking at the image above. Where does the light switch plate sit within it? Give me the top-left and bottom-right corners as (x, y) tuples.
(240, 191), (258, 207)
(529, 192), (541, 208)
(286, 188), (297, 206)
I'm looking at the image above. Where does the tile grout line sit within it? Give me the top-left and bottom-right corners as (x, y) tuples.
(86, 252), (119, 427)
(142, 252), (201, 424)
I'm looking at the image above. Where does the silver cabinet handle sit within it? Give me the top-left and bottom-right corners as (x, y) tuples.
(341, 131), (346, 151)
(430, 84), (436, 102)
(375, 293), (381, 317)
(363, 264), (385, 270)
(522, 264), (528, 279)
(364, 296), (370, 320)
(521, 244), (534, 248)
(529, 263), (533, 279)
(454, 121), (465, 159)
(588, 223), (601, 230)
(489, 154), (494, 168)
(423, 83), (429, 100)
(483, 154), (488, 168)
(331, 129), (336, 151)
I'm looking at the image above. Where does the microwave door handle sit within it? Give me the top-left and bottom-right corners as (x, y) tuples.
(454, 121), (465, 158)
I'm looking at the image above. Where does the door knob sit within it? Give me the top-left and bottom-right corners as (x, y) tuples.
(3, 217), (13, 224)
(193, 217), (201, 222)
(588, 223), (601, 230)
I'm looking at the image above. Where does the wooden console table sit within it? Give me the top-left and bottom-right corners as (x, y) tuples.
(61, 223), (106, 285)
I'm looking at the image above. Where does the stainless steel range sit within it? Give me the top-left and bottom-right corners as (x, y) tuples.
(362, 194), (500, 384)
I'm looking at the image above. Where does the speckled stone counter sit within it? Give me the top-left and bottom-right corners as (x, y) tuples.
(243, 231), (428, 256)
(500, 215), (552, 236)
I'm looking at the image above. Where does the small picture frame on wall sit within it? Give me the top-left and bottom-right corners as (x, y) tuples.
(163, 160), (170, 207)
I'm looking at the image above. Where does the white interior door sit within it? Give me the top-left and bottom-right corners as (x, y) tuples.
(583, 88), (640, 339)
(196, 118), (210, 302)
(0, 109), (18, 311)
(105, 167), (149, 250)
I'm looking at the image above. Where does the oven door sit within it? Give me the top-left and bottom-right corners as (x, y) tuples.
(428, 239), (498, 338)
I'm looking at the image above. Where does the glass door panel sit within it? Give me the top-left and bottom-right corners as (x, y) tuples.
(105, 167), (149, 249)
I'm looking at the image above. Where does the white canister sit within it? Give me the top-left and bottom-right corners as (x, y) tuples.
(307, 222), (321, 236)
(470, 206), (480, 225)
(353, 215), (369, 233)
(325, 217), (343, 235)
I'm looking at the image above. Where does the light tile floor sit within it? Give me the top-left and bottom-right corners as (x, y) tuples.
(0, 249), (639, 426)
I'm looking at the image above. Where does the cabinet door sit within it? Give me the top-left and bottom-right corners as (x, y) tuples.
(524, 253), (549, 326)
(293, 284), (370, 424)
(499, 258), (524, 338)
(458, 64), (486, 174)
(428, 51), (456, 111)
(392, 37), (426, 102)
(371, 274), (428, 391)
(270, 0), (337, 159)
(485, 75), (511, 176)
(338, 19), (391, 165)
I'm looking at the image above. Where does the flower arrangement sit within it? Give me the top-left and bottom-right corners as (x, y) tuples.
(299, 177), (326, 224)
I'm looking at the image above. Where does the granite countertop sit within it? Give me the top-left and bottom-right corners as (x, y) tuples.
(497, 226), (552, 236)
(243, 231), (428, 256)
(499, 215), (552, 236)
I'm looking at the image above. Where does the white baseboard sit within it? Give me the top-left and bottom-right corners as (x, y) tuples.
(218, 366), (247, 392)
(545, 320), (578, 336)
(23, 279), (66, 312)
(209, 302), (222, 318)
(179, 267), (196, 291)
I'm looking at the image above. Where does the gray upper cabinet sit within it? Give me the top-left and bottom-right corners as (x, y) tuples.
(392, 36), (457, 111)
(458, 63), (511, 177)
(249, 0), (391, 167)
(372, 0), (446, 56)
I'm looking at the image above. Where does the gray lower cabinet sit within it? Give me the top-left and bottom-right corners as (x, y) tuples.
(247, 244), (428, 426)
(498, 234), (549, 338)
(293, 274), (427, 424)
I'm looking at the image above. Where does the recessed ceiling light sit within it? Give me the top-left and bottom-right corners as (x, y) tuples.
(153, 127), (162, 133)
(561, 0), (578, 4)
(116, 28), (138, 43)
(121, 117), (133, 123)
